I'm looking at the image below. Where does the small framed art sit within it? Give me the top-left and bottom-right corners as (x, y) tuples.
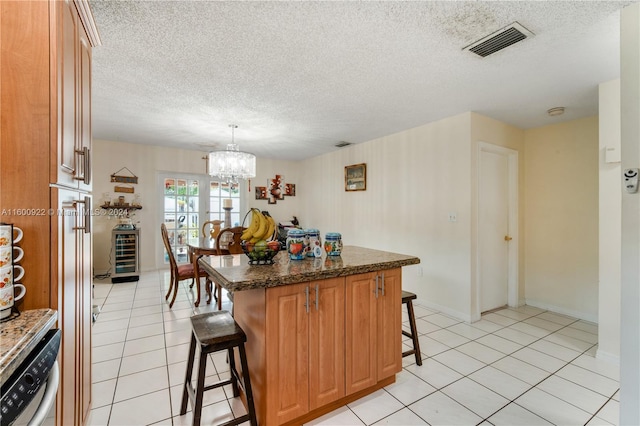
(345, 163), (366, 191)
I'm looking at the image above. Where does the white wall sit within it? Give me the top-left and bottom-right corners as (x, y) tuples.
(299, 113), (474, 320)
(620, 3), (640, 424)
(93, 140), (207, 274)
(93, 112), (600, 326)
(598, 79), (622, 363)
(245, 157), (303, 225)
(523, 117), (600, 322)
(92, 140), (302, 273)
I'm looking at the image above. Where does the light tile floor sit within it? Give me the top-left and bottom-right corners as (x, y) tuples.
(87, 271), (620, 426)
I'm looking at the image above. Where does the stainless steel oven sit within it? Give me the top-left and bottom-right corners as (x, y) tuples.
(0, 329), (61, 426)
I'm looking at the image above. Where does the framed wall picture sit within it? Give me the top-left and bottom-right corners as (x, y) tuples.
(345, 163), (366, 191)
(255, 186), (267, 200)
(284, 183), (296, 196)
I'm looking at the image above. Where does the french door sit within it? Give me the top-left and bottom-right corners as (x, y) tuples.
(160, 173), (242, 265)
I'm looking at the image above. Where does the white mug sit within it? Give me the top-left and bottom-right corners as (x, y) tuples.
(0, 225), (23, 246)
(0, 246), (24, 267)
(0, 283), (26, 319)
(1, 264), (25, 285)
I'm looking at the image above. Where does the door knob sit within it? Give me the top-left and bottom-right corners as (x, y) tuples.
(504, 236), (513, 241)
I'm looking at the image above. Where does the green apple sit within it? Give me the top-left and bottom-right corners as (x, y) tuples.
(255, 240), (267, 253)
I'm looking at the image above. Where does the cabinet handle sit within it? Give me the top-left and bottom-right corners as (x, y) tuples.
(74, 147), (91, 185)
(374, 275), (379, 298)
(315, 284), (319, 311)
(73, 196), (91, 234)
(84, 196), (91, 234)
(304, 286), (310, 313)
(381, 272), (385, 296)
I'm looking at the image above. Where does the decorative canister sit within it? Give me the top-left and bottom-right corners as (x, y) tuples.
(286, 228), (306, 260)
(324, 232), (342, 256)
(304, 229), (322, 258)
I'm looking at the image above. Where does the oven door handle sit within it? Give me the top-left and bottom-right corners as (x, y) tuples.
(29, 360), (59, 426)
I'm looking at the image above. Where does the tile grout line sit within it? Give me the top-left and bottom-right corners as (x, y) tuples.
(405, 307), (612, 425)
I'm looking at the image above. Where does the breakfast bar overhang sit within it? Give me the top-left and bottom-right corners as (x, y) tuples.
(199, 246), (420, 426)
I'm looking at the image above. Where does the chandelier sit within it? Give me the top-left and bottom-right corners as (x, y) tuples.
(207, 124), (256, 184)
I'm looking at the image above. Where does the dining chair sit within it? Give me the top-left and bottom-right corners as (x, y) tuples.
(207, 226), (246, 310)
(201, 219), (223, 241)
(215, 226), (246, 255)
(161, 223), (195, 308)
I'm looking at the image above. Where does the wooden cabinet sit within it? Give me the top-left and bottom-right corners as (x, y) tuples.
(233, 268), (400, 425)
(376, 268), (402, 380)
(345, 269), (402, 395)
(309, 278), (345, 410)
(54, 0), (93, 190)
(265, 282), (309, 423)
(265, 277), (345, 425)
(0, 1), (99, 425)
(53, 189), (92, 425)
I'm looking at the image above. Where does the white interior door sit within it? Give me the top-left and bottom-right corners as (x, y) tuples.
(479, 146), (515, 313)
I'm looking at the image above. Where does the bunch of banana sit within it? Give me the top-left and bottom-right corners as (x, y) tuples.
(241, 209), (276, 242)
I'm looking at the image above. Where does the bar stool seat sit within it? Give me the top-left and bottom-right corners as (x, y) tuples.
(180, 310), (258, 426)
(401, 291), (422, 366)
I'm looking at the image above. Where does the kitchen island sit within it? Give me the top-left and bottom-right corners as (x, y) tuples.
(199, 246), (420, 426)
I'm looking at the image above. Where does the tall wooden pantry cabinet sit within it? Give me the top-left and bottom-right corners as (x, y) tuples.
(0, 1), (100, 425)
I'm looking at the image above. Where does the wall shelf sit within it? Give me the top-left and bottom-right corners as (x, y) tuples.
(100, 204), (142, 210)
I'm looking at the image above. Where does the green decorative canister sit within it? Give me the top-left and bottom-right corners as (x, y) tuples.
(324, 232), (342, 256)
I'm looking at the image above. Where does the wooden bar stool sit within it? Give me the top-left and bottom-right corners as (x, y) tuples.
(180, 311), (258, 426)
(402, 291), (423, 366)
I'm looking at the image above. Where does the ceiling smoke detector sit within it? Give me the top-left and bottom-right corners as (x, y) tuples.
(547, 107), (565, 117)
(463, 22), (534, 58)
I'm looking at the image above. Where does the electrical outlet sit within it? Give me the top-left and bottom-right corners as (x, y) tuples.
(448, 212), (457, 222)
(417, 267), (423, 277)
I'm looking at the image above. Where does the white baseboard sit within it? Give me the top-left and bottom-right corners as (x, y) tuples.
(415, 298), (472, 323)
(525, 299), (598, 324)
(595, 348), (620, 365)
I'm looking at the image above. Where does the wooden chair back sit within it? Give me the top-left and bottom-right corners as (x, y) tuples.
(161, 223), (178, 270)
(202, 219), (223, 240)
(161, 223), (195, 307)
(215, 226), (246, 255)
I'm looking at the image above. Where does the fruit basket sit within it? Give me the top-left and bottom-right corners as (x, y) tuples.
(241, 240), (282, 265)
(239, 208), (281, 265)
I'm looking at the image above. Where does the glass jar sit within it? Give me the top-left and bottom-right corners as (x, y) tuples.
(304, 228), (322, 258)
(324, 232), (342, 256)
(286, 229), (306, 260)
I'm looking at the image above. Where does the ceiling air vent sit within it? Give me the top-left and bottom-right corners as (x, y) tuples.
(463, 22), (534, 58)
(335, 141), (352, 148)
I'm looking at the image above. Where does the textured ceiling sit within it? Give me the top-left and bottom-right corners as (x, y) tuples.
(89, 1), (634, 161)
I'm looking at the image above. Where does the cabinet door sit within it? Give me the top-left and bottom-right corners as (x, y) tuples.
(377, 269), (402, 380)
(266, 283), (309, 425)
(55, 0), (79, 188)
(77, 27), (92, 191)
(309, 277), (345, 410)
(78, 195), (92, 423)
(345, 272), (378, 395)
(54, 189), (92, 426)
(53, 188), (80, 426)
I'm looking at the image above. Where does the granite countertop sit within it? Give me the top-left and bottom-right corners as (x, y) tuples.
(198, 245), (420, 292)
(0, 309), (58, 381)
